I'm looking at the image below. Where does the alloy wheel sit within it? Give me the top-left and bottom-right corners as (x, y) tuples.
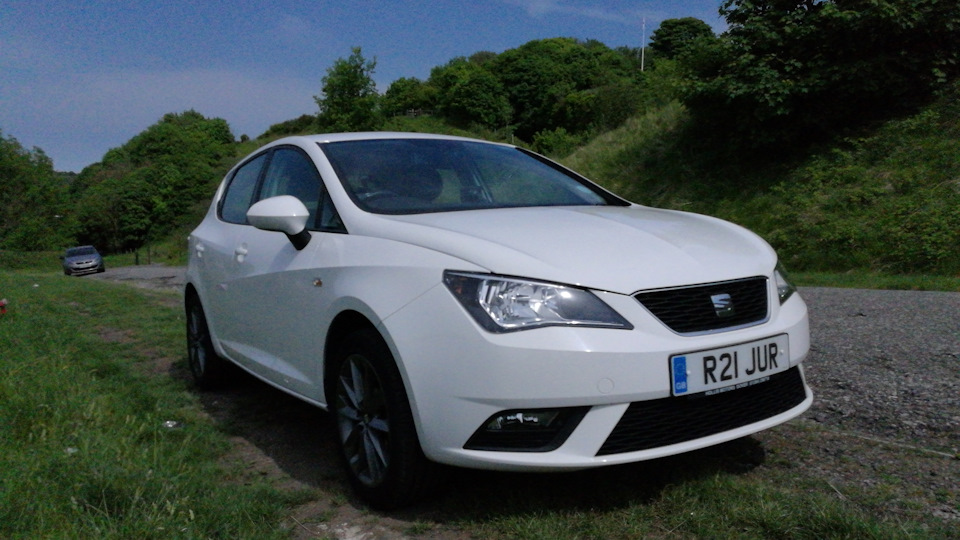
(335, 353), (391, 487)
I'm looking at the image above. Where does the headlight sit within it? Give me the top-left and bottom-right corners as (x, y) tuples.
(774, 263), (797, 304)
(443, 271), (633, 333)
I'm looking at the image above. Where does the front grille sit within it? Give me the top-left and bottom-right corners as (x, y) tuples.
(597, 367), (806, 456)
(635, 277), (768, 334)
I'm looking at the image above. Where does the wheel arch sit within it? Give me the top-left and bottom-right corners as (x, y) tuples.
(183, 282), (228, 360)
(323, 310), (379, 402)
(321, 309), (424, 427)
(184, 282), (200, 304)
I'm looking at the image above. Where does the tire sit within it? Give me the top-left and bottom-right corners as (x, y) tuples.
(186, 294), (224, 389)
(330, 329), (437, 509)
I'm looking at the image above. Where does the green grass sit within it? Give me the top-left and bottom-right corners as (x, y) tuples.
(429, 440), (946, 539)
(455, 477), (892, 539)
(2, 270), (955, 538)
(0, 250), (63, 271)
(0, 243), (188, 273)
(563, 100), (692, 208)
(0, 271), (308, 538)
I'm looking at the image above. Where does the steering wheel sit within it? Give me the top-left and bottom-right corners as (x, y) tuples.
(358, 190), (399, 203)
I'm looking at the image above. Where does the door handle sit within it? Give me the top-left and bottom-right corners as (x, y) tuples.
(234, 244), (248, 263)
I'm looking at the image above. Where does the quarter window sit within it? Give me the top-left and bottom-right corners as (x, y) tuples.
(220, 153), (266, 224)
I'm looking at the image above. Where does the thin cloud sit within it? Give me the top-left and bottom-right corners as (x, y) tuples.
(5, 67), (317, 171)
(501, 1), (725, 33)
(266, 12), (320, 48)
(503, 0), (642, 25)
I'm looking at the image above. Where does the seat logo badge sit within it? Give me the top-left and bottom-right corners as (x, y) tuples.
(711, 293), (735, 318)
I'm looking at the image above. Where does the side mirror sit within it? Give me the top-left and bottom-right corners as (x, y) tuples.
(247, 195), (312, 250)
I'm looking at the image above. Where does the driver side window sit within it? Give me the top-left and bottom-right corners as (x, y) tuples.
(259, 147), (345, 232)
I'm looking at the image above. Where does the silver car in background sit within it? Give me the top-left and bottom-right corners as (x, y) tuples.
(61, 245), (105, 276)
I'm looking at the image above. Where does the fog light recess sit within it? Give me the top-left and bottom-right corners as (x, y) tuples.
(464, 407), (589, 452)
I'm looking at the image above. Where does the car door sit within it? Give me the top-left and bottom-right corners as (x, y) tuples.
(215, 146), (344, 401)
(194, 151), (268, 376)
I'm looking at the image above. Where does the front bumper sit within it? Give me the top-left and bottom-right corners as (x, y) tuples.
(65, 262), (102, 275)
(381, 280), (812, 471)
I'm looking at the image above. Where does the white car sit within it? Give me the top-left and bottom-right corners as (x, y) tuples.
(185, 132), (812, 508)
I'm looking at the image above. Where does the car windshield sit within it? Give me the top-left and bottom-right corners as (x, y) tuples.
(319, 139), (625, 214)
(66, 246), (97, 256)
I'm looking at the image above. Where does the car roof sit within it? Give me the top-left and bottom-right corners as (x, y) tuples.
(261, 132), (516, 149)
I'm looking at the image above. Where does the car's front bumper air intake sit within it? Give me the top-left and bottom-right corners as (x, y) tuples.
(597, 366), (807, 455)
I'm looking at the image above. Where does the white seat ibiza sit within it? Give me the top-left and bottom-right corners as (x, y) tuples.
(185, 132), (812, 508)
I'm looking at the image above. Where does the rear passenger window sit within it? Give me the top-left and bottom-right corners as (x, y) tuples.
(220, 153), (266, 224)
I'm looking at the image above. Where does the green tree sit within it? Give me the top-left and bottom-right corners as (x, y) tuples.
(0, 131), (73, 250)
(257, 114), (318, 140)
(685, 0), (960, 151)
(428, 58), (511, 129)
(649, 17), (716, 59)
(73, 174), (155, 252)
(70, 111), (234, 251)
(381, 77), (437, 117)
(315, 47), (383, 132)
(489, 38), (639, 140)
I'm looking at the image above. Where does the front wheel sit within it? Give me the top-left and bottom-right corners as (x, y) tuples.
(330, 329), (436, 509)
(186, 294), (224, 389)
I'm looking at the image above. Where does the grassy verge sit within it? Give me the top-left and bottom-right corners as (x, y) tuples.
(565, 88), (960, 277)
(0, 245), (188, 273)
(0, 271), (308, 538)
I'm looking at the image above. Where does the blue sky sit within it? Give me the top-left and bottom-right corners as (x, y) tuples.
(1, 1), (725, 172)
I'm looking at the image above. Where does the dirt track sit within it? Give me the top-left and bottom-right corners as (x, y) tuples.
(88, 264), (186, 291)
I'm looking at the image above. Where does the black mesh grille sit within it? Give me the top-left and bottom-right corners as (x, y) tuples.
(635, 277), (769, 334)
(597, 367), (806, 456)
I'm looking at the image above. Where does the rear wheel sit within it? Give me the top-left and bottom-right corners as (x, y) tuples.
(186, 294), (224, 388)
(330, 329), (436, 509)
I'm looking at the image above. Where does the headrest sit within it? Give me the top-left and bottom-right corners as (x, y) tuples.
(391, 164), (443, 201)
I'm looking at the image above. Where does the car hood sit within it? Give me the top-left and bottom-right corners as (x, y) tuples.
(65, 255), (98, 263)
(357, 205), (776, 294)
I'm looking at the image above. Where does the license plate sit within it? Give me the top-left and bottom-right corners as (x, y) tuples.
(670, 334), (789, 396)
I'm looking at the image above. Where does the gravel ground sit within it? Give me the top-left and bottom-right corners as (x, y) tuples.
(800, 287), (959, 454)
(788, 287), (959, 528)
(89, 267), (960, 535)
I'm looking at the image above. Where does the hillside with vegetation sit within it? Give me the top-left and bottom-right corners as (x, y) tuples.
(564, 87), (960, 276)
(1, 0), (958, 276)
